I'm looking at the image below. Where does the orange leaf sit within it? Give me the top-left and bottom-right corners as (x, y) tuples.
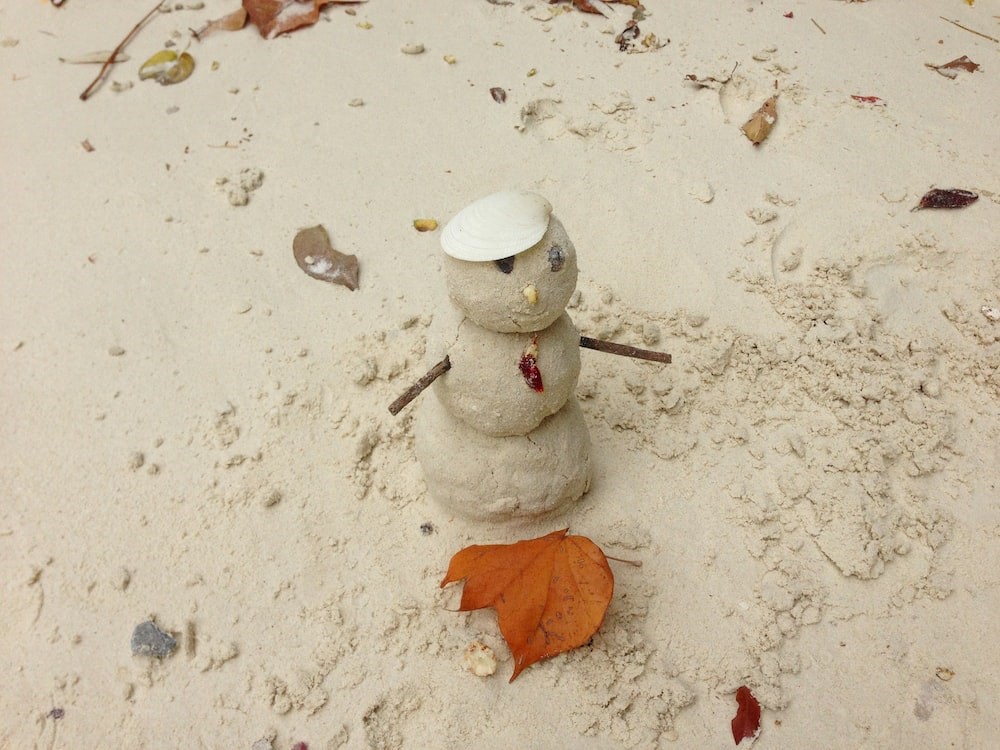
(441, 528), (614, 681)
(243, 0), (365, 40)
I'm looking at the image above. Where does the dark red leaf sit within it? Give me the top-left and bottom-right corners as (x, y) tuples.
(519, 336), (544, 392)
(731, 686), (761, 745)
(851, 95), (884, 105)
(913, 188), (978, 212)
(490, 87), (506, 103)
(783, 11), (793, 18)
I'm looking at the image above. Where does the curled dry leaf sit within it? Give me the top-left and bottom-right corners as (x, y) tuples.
(925, 55), (980, 79)
(490, 87), (507, 103)
(244, 0), (367, 40)
(441, 528), (614, 682)
(138, 50), (195, 85)
(741, 95), (777, 145)
(293, 225), (359, 291)
(912, 188), (978, 211)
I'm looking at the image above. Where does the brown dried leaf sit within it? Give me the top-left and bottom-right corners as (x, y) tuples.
(571, 0), (604, 14)
(925, 55), (980, 79)
(244, 0), (366, 40)
(293, 225), (359, 291)
(741, 95), (777, 145)
(196, 8), (248, 39)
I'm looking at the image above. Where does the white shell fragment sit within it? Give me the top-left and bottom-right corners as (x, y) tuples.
(441, 190), (552, 262)
(463, 641), (498, 676)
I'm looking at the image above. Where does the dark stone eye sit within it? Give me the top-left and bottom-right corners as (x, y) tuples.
(547, 246), (565, 272)
(494, 256), (515, 274)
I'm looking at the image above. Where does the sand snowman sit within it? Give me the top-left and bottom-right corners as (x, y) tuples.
(413, 190), (592, 521)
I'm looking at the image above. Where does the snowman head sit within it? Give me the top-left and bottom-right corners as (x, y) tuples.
(441, 190), (578, 333)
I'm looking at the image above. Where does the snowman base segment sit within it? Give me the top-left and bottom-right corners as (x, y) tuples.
(415, 394), (592, 521)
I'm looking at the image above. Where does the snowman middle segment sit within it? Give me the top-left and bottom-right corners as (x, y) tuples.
(414, 191), (593, 521)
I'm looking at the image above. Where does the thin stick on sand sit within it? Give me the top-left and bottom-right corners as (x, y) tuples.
(579, 336), (672, 363)
(79, 0), (163, 101)
(387, 337), (672, 415)
(388, 356), (451, 415)
(939, 16), (999, 44)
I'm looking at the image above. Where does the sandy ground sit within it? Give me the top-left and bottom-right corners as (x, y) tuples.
(2, 1), (999, 748)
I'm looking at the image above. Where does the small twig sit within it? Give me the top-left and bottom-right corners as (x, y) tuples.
(811, 18), (826, 35)
(579, 336), (671, 364)
(388, 356), (451, 415)
(939, 16), (999, 44)
(79, 0), (163, 101)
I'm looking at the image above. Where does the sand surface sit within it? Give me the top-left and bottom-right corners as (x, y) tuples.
(2, 1), (999, 748)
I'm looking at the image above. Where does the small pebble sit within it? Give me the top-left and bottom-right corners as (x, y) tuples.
(463, 641), (497, 676)
(401, 43), (425, 55)
(108, 345), (126, 357)
(348, 98), (364, 107)
(130, 620), (177, 659)
(128, 452), (146, 471)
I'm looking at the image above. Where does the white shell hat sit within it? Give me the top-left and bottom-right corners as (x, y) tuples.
(441, 190), (552, 262)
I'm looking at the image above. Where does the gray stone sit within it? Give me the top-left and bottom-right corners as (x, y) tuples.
(130, 620), (177, 659)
